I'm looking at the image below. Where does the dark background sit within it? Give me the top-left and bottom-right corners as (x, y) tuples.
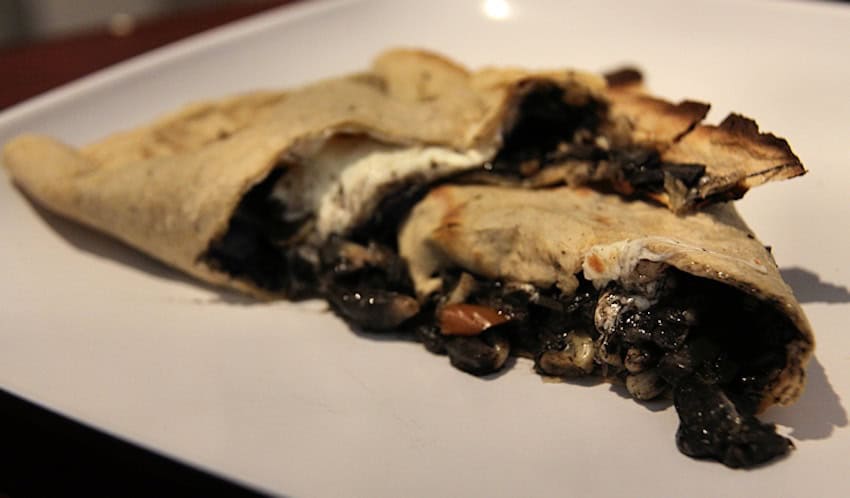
(0, 0), (293, 110)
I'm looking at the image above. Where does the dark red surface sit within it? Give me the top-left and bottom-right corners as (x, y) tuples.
(0, 1), (295, 110)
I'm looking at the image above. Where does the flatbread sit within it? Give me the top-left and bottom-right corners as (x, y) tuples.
(2, 49), (805, 297)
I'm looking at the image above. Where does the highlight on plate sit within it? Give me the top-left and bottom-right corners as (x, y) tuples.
(2, 48), (814, 468)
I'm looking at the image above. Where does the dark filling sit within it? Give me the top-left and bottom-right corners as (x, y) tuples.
(607, 147), (706, 193)
(208, 187), (797, 468)
(204, 169), (301, 292)
(204, 167), (434, 299)
(388, 269), (796, 469)
(201, 84), (794, 468)
(205, 84), (703, 294)
(674, 376), (793, 468)
(487, 83), (707, 198)
(490, 83), (605, 174)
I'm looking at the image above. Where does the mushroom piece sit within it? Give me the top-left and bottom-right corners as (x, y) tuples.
(595, 338), (624, 370)
(444, 328), (511, 376)
(415, 323), (446, 354)
(327, 286), (420, 330)
(536, 330), (595, 377)
(625, 369), (666, 400)
(624, 346), (658, 374)
(674, 375), (792, 468)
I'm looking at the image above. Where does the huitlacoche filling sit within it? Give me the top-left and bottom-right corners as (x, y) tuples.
(332, 256), (799, 469)
(204, 83), (708, 292)
(484, 82), (709, 208)
(201, 84), (799, 468)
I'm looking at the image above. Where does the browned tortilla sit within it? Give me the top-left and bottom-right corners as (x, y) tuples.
(603, 69), (804, 209)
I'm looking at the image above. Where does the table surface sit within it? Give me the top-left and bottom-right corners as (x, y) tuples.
(0, 0), (295, 111)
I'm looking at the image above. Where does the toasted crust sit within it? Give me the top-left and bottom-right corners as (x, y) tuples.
(603, 67), (644, 92)
(605, 89), (711, 147)
(601, 73), (805, 210)
(666, 114), (806, 203)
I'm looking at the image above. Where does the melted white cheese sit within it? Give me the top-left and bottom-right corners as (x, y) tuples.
(582, 239), (668, 289)
(271, 136), (487, 237)
(582, 236), (769, 289)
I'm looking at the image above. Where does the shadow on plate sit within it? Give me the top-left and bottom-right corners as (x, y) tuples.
(608, 382), (672, 412)
(780, 267), (850, 304)
(602, 354), (848, 432)
(765, 355), (847, 440)
(606, 354), (849, 429)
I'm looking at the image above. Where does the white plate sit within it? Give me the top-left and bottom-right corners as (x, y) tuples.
(1, 0), (849, 495)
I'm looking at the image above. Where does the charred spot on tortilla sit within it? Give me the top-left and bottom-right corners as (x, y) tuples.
(603, 66), (644, 90)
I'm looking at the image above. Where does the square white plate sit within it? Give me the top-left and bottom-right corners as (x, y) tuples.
(1, 0), (848, 495)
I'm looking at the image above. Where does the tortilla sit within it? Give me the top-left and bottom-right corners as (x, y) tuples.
(3, 49), (804, 298)
(2, 49), (601, 297)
